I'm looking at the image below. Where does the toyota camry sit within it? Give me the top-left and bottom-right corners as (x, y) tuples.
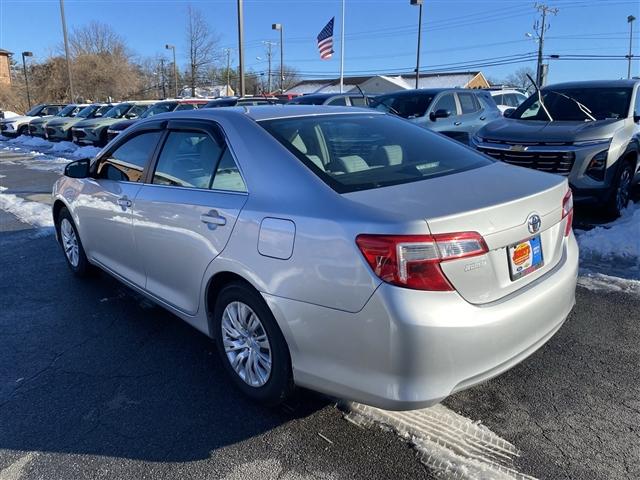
(52, 106), (578, 410)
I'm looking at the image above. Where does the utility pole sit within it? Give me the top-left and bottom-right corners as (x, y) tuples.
(410, 0), (423, 89)
(533, 3), (558, 86)
(263, 41), (276, 94)
(272, 23), (284, 93)
(165, 44), (178, 98)
(237, 0), (245, 97)
(628, 15), (636, 79)
(21, 51), (33, 109)
(59, 0), (75, 102)
(339, 0), (345, 93)
(160, 58), (166, 99)
(224, 49), (231, 96)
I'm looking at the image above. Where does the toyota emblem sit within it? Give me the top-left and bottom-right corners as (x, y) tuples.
(527, 213), (542, 234)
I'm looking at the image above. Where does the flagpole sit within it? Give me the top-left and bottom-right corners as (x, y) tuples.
(339, 0), (345, 93)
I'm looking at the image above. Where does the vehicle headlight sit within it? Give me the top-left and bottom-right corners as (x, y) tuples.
(4, 122), (17, 131)
(585, 149), (608, 181)
(573, 138), (612, 147)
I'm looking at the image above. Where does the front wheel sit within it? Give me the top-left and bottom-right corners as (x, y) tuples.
(605, 161), (634, 218)
(213, 282), (294, 406)
(56, 207), (91, 276)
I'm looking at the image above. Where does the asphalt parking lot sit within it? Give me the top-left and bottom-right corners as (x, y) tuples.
(1, 147), (639, 479)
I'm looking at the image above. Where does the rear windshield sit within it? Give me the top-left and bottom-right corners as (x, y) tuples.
(259, 114), (491, 193)
(512, 87), (632, 121)
(370, 93), (437, 119)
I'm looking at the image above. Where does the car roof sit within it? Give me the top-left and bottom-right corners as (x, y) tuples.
(297, 92), (363, 100)
(543, 79), (639, 89)
(376, 88), (460, 98)
(143, 105), (382, 123)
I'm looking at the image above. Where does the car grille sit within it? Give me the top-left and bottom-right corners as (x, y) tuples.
(46, 127), (57, 136)
(478, 146), (575, 175)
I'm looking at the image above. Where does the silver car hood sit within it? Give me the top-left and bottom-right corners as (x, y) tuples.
(1, 115), (35, 124)
(479, 118), (622, 143)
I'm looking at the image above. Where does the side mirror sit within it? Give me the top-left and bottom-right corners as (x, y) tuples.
(64, 158), (90, 179)
(503, 108), (516, 118)
(429, 109), (451, 121)
(125, 112), (138, 119)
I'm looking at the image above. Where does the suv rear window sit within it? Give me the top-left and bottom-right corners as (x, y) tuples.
(259, 114), (491, 193)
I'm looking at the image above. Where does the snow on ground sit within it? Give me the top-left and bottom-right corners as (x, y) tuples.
(1, 135), (101, 165)
(345, 402), (536, 480)
(575, 203), (640, 285)
(0, 190), (54, 228)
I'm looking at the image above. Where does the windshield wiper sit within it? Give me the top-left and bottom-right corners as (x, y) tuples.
(526, 73), (554, 122)
(547, 90), (596, 122)
(373, 99), (401, 117)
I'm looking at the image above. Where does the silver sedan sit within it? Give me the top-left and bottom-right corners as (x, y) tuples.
(52, 106), (578, 410)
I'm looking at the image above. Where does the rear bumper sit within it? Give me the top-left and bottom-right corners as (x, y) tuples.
(265, 232), (578, 410)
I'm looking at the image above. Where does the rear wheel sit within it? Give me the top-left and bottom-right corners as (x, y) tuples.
(56, 207), (91, 277)
(213, 282), (294, 405)
(605, 160), (634, 218)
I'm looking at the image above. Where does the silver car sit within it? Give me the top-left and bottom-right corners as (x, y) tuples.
(52, 106), (578, 410)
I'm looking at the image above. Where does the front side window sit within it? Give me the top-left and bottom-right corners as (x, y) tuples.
(42, 106), (62, 115)
(512, 87), (632, 121)
(371, 93), (435, 119)
(152, 131), (223, 189)
(260, 114), (491, 193)
(95, 131), (162, 182)
(457, 92), (480, 114)
(492, 94), (504, 105)
(431, 93), (457, 115)
(327, 96), (348, 106)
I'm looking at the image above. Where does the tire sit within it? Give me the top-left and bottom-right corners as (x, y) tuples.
(213, 281), (294, 406)
(17, 125), (28, 137)
(605, 160), (634, 218)
(56, 207), (91, 277)
(98, 129), (108, 147)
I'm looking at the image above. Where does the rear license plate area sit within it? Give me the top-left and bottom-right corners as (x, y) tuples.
(508, 235), (543, 281)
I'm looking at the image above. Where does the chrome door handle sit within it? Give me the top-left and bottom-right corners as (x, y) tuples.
(201, 210), (226, 229)
(454, 121), (462, 126)
(117, 197), (132, 208)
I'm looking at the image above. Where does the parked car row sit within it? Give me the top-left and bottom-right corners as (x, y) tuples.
(3, 79), (639, 216)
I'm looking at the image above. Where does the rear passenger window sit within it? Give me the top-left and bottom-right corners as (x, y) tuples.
(457, 92), (480, 114)
(175, 104), (197, 111)
(211, 149), (247, 192)
(492, 94), (503, 105)
(96, 131), (162, 182)
(152, 131), (222, 189)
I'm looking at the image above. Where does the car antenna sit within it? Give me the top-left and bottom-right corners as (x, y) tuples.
(526, 73), (553, 122)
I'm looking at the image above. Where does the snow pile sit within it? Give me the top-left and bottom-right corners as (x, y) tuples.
(1, 135), (101, 161)
(0, 190), (54, 227)
(576, 203), (640, 280)
(345, 402), (535, 480)
(578, 272), (640, 295)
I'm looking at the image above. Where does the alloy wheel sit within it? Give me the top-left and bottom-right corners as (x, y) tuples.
(60, 218), (80, 267)
(221, 301), (272, 387)
(616, 166), (632, 214)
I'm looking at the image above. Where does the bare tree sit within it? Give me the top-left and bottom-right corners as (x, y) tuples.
(69, 21), (130, 58)
(503, 67), (536, 91)
(186, 5), (220, 97)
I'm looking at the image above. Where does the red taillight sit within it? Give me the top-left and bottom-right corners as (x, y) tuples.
(562, 189), (573, 237)
(355, 232), (488, 291)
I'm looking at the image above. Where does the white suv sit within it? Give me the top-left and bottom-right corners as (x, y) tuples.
(489, 89), (528, 115)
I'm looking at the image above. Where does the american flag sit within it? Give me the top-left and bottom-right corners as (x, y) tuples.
(317, 17), (335, 60)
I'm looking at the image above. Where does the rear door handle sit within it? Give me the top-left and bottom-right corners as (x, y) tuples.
(479, 116), (486, 121)
(117, 196), (132, 209)
(454, 121), (462, 126)
(201, 210), (226, 229)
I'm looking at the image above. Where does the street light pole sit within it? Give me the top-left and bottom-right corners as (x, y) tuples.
(237, 0), (245, 97)
(159, 58), (166, 99)
(628, 15), (636, 79)
(21, 51), (33, 109)
(59, 0), (75, 102)
(262, 41), (275, 94)
(410, 0), (423, 90)
(224, 48), (231, 96)
(165, 44), (178, 98)
(272, 23), (284, 93)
